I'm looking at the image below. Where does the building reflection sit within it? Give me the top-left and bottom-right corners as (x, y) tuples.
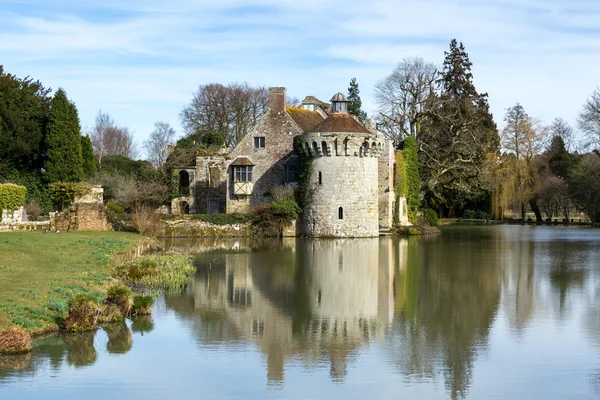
(168, 238), (395, 385)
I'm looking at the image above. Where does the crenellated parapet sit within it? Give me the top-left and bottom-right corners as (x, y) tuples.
(301, 132), (385, 158)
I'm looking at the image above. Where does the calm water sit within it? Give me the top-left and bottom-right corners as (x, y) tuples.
(2, 226), (600, 400)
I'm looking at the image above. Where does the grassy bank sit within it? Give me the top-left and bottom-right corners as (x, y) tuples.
(0, 231), (143, 332)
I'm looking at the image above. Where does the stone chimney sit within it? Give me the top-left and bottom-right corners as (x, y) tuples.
(269, 87), (286, 113)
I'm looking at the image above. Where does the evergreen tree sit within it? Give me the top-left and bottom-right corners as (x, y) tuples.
(347, 78), (367, 124)
(44, 88), (83, 182)
(420, 39), (499, 214)
(547, 136), (572, 179)
(81, 135), (96, 178)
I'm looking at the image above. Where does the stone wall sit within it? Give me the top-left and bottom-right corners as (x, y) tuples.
(53, 186), (111, 231)
(1, 207), (25, 225)
(378, 139), (394, 229)
(193, 155), (227, 214)
(302, 145), (380, 237)
(226, 87), (303, 213)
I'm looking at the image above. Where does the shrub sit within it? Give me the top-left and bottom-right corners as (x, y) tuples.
(98, 303), (123, 324)
(62, 293), (100, 332)
(475, 210), (490, 220)
(0, 184), (27, 211)
(253, 200), (301, 236)
(107, 285), (132, 316)
(463, 209), (476, 219)
(0, 328), (32, 354)
(195, 213), (251, 225)
(48, 182), (91, 211)
(106, 203), (125, 214)
(25, 201), (41, 220)
(132, 296), (154, 315)
(423, 208), (439, 227)
(131, 204), (163, 236)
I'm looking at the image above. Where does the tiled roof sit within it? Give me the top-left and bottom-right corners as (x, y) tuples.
(286, 106), (325, 133)
(311, 113), (371, 134)
(230, 156), (254, 166)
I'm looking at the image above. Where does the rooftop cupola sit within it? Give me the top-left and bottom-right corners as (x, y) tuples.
(330, 92), (349, 114)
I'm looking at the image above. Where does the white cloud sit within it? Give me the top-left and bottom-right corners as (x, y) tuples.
(2, 0), (599, 152)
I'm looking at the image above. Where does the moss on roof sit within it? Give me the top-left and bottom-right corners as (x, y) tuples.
(286, 106), (325, 133)
(311, 113), (371, 134)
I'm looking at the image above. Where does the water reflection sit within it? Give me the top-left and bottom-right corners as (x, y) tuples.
(167, 238), (394, 385)
(2, 227), (600, 400)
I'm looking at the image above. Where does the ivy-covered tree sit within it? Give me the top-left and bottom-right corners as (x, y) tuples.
(0, 65), (51, 175)
(43, 88), (83, 182)
(81, 135), (96, 178)
(403, 135), (420, 221)
(420, 39), (499, 215)
(347, 78), (367, 124)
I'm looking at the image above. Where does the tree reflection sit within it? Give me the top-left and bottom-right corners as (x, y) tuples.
(104, 322), (132, 354)
(390, 231), (501, 400)
(64, 332), (97, 368)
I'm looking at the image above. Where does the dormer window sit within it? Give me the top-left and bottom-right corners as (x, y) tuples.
(303, 104), (315, 111)
(330, 92), (349, 114)
(254, 137), (265, 148)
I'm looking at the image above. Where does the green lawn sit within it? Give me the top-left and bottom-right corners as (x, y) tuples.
(0, 231), (142, 331)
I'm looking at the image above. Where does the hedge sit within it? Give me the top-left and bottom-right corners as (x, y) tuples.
(0, 184), (27, 211)
(48, 182), (92, 211)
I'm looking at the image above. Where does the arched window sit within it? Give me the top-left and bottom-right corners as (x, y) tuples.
(318, 171), (322, 185)
(334, 139), (339, 156)
(321, 141), (329, 156)
(313, 141), (319, 154)
(344, 138), (349, 156)
(305, 142), (312, 156)
(338, 207), (343, 220)
(179, 170), (190, 195)
(180, 201), (190, 215)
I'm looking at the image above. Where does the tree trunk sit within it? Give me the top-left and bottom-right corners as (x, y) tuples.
(529, 197), (543, 222)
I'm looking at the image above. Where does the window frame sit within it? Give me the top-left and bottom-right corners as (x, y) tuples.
(233, 165), (253, 182)
(254, 136), (266, 149)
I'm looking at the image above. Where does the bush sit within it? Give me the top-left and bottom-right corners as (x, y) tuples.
(107, 285), (132, 316)
(48, 182), (91, 211)
(0, 184), (27, 211)
(132, 296), (154, 315)
(423, 208), (439, 227)
(475, 210), (490, 220)
(463, 210), (476, 219)
(25, 201), (41, 220)
(131, 204), (163, 236)
(253, 200), (301, 236)
(0, 328), (32, 354)
(106, 203), (125, 214)
(62, 293), (100, 332)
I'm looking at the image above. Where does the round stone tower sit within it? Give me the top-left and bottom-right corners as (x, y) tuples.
(301, 93), (384, 237)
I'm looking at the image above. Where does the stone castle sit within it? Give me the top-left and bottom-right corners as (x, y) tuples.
(171, 87), (409, 237)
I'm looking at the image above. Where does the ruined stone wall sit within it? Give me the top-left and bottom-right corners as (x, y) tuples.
(193, 156), (227, 214)
(378, 139), (394, 229)
(53, 186), (111, 231)
(226, 88), (303, 214)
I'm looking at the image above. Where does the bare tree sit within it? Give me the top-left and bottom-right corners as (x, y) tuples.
(502, 104), (548, 161)
(550, 118), (575, 152)
(374, 57), (438, 145)
(577, 87), (600, 151)
(180, 82), (269, 148)
(90, 110), (138, 167)
(144, 121), (176, 171)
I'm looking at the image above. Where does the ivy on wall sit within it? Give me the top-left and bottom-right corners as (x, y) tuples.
(48, 182), (92, 211)
(293, 135), (312, 209)
(0, 184), (27, 211)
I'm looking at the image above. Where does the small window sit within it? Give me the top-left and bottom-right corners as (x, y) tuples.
(318, 171), (322, 185)
(209, 200), (219, 214)
(285, 164), (298, 183)
(254, 137), (265, 148)
(338, 207), (343, 220)
(233, 165), (253, 182)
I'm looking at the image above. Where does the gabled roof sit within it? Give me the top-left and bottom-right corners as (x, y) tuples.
(301, 96), (330, 111)
(230, 156), (254, 166)
(311, 113), (371, 134)
(286, 106), (325, 133)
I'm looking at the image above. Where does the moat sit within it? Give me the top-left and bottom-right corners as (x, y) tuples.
(2, 226), (600, 399)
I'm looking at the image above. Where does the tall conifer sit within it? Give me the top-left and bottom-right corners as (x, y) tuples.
(347, 78), (367, 124)
(81, 135), (96, 178)
(44, 88), (83, 182)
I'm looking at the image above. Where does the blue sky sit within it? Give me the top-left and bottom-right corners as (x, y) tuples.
(2, 0), (600, 153)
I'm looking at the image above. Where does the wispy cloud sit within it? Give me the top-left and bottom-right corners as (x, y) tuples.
(2, 0), (599, 148)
